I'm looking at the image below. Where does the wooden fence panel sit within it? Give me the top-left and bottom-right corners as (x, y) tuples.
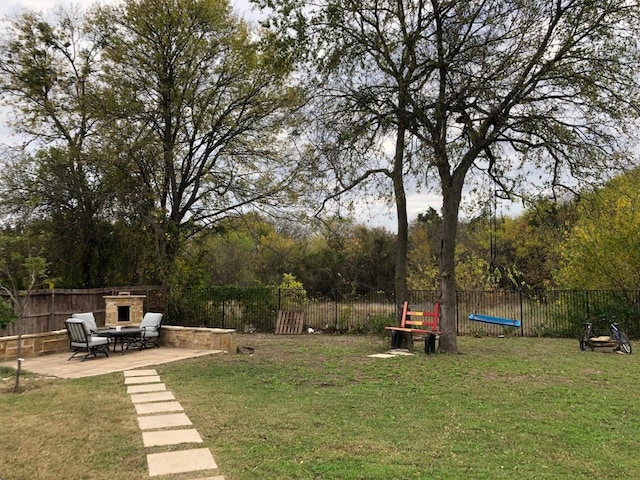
(0, 286), (164, 337)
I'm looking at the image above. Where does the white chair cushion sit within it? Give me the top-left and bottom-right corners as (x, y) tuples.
(88, 336), (109, 346)
(140, 313), (163, 329)
(72, 312), (97, 333)
(70, 336), (108, 348)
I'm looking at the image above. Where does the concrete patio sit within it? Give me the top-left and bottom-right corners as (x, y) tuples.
(0, 346), (225, 379)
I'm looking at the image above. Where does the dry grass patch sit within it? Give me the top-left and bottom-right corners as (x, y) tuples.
(0, 370), (147, 480)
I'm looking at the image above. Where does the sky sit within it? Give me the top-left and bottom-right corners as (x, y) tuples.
(0, 0), (495, 232)
(0, 0), (259, 20)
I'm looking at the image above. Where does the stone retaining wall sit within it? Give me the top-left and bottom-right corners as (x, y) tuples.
(159, 326), (237, 354)
(0, 326), (237, 362)
(0, 330), (69, 362)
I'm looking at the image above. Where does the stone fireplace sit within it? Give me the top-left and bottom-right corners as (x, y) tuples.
(104, 292), (146, 327)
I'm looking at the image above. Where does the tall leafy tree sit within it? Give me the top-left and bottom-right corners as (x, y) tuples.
(408, 0), (640, 352)
(0, 9), (115, 287)
(92, 0), (304, 286)
(258, 0), (640, 352)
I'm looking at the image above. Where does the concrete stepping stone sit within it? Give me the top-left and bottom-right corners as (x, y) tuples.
(127, 383), (166, 394)
(138, 413), (192, 430)
(124, 369), (158, 377)
(124, 370), (223, 479)
(135, 401), (184, 415)
(125, 375), (161, 385)
(147, 448), (218, 477)
(130, 391), (175, 403)
(142, 428), (202, 447)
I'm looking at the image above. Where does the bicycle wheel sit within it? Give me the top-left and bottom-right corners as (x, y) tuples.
(618, 332), (632, 354)
(580, 330), (591, 351)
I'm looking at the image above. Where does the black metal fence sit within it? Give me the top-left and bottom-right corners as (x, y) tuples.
(4, 286), (639, 339)
(171, 287), (398, 333)
(171, 287), (640, 339)
(456, 290), (640, 338)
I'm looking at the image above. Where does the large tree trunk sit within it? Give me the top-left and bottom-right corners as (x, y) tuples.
(393, 124), (409, 311)
(392, 123), (412, 349)
(438, 175), (464, 354)
(151, 217), (182, 288)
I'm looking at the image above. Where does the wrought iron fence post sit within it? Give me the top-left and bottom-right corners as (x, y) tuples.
(585, 290), (590, 320)
(221, 299), (225, 329)
(455, 290), (460, 335)
(277, 288), (282, 311)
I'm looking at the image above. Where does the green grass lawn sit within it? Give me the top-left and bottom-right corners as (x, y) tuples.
(2, 334), (640, 479)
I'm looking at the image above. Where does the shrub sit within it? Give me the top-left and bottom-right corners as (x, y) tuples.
(0, 298), (16, 327)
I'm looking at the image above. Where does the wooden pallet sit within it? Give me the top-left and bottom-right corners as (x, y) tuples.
(586, 336), (618, 353)
(275, 310), (304, 335)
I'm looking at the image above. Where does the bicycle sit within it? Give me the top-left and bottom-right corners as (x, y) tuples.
(580, 317), (632, 354)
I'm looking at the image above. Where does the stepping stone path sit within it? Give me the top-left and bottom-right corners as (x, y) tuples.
(124, 369), (225, 479)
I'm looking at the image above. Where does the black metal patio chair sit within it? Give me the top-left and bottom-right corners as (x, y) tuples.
(64, 318), (110, 361)
(137, 312), (163, 349)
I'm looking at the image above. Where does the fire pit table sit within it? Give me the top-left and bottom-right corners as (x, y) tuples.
(96, 327), (143, 353)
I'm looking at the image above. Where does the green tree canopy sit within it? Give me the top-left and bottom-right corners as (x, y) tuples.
(0, 298), (16, 327)
(557, 170), (640, 290)
(0, 9), (115, 287)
